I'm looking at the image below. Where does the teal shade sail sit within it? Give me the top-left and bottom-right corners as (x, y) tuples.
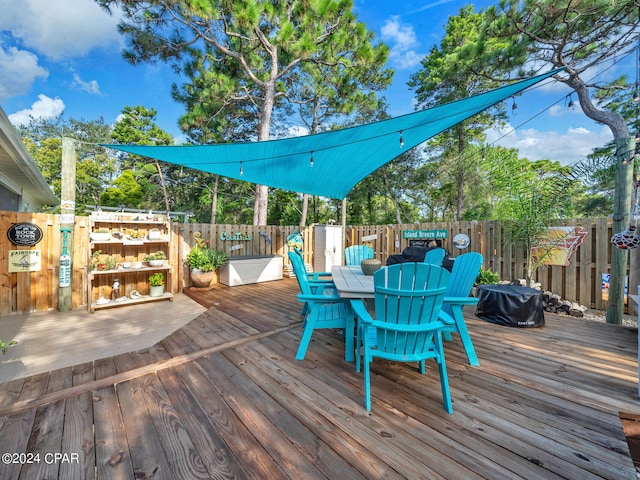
(103, 69), (561, 199)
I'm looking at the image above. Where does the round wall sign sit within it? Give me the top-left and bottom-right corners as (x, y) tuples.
(7, 223), (43, 246)
(452, 233), (470, 249)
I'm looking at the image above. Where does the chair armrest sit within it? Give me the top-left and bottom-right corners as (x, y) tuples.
(297, 293), (344, 303)
(443, 296), (479, 306)
(351, 299), (374, 325)
(309, 272), (332, 280)
(308, 279), (334, 286)
(438, 310), (455, 326)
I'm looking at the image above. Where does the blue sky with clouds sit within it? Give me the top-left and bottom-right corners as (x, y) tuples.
(1, 0), (630, 165)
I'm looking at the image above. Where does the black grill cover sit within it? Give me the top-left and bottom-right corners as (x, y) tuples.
(386, 246), (454, 271)
(476, 284), (545, 327)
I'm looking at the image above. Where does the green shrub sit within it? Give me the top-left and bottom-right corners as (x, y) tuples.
(476, 267), (499, 285)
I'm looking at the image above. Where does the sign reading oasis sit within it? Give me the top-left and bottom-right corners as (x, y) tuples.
(220, 231), (252, 241)
(7, 222), (43, 246)
(402, 229), (448, 240)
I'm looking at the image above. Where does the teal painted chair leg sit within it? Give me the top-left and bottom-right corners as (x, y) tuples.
(364, 353), (372, 411)
(435, 335), (453, 414)
(450, 305), (479, 367)
(296, 315), (317, 360)
(343, 314), (355, 363)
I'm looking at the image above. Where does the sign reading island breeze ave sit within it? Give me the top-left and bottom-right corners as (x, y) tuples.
(7, 223), (43, 246)
(402, 229), (448, 240)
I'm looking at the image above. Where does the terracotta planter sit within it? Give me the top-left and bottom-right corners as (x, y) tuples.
(190, 268), (214, 288)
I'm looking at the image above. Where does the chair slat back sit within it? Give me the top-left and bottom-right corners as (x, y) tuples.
(288, 250), (312, 295)
(423, 248), (446, 266)
(373, 263), (449, 356)
(344, 245), (374, 266)
(442, 252), (483, 315)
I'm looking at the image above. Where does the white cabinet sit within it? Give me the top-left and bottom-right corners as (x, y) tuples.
(219, 255), (283, 286)
(313, 225), (343, 272)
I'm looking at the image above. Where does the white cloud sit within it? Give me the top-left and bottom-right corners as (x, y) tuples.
(8, 94), (65, 126)
(287, 125), (309, 137)
(0, 46), (48, 102)
(486, 122), (613, 165)
(72, 72), (101, 95)
(0, 0), (121, 60)
(380, 16), (425, 70)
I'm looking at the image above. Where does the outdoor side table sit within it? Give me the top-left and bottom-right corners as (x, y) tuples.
(475, 284), (545, 327)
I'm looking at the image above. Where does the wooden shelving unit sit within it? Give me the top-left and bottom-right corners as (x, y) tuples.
(88, 212), (173, 312)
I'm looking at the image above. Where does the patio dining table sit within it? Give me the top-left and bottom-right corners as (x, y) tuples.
(331, 265), (375, 299)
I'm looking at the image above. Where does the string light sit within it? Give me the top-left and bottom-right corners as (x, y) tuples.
(399, 131), (405, 148)
(239, 161), (244, 176)
(511, 97), (518, 114)
(310, 151), (314, 167)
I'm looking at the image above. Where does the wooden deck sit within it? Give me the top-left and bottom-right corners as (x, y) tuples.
(0, 278), (638, 479)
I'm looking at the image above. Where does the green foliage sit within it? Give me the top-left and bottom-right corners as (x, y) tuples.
(186, 246), (228, 272)
(98, 0), (388, 224)
(0, 339), (17, 355)
(148, 272), (165, 286)
(475, 268), (499, 285)
(143, 251), (166, 261)
(485, 147), (582, 285)
(407, 6), (508, 221)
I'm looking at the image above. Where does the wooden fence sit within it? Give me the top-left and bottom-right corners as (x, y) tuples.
(0, 212), (627, 316)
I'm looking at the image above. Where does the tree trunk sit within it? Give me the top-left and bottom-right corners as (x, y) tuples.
(607, 136), (635, 324)
(300, 193), (308, 227)
(155, 160), (170, 213)
(568, 76), (631, 324)
(253, 80), (276, 226)
(381, 170), (403, 224)
(211, 175), (219, 224)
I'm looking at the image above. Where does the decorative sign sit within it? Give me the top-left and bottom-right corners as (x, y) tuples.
(361, 234), (378, 242)
(7, 223), (43, 246)
(452, 233), (470, 249)
(229, 244), (244, 251)
(9, 250), (41, 272)
(60, 199), (75, 210)
(60, 214), (75, 225)
(402, 229), (448, 240)
(220, 231), (252, 241)
(531, 226), (588, 266)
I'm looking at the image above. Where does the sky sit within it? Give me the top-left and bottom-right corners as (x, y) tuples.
(0, 0), (633, 166)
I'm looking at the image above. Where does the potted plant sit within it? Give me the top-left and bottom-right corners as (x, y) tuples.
(90, 227), (111, 242)
(144, 250), (166, 266)
(148, 272), (165, 297)
(186, 245), (228, 287)
(91, 250), (118, 271)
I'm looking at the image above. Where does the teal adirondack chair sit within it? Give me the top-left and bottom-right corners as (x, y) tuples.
(352, 262), (453, 413)
(423, 247), (446, 266)
(291, 248), (335, 315)
(288, 251), (354, 361)
(440, 252), (483, 366)
(344, 245), (374, 266)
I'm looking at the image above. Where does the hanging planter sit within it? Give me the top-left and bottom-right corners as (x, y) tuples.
(611, 225), (640, 249)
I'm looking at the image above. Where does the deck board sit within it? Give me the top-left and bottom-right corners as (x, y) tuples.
(0, 278), (638, 479)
